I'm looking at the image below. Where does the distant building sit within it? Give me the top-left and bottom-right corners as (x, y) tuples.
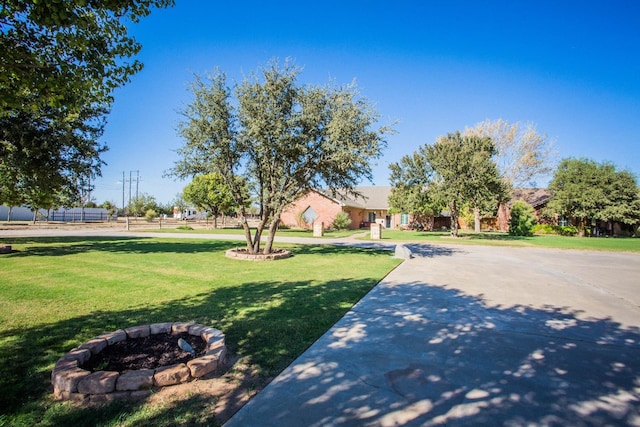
(173, 207), (205, 220)
(0, 205), (113, 222)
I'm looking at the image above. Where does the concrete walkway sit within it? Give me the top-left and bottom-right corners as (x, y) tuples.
(226, 244), (640, 426)
(3, 227), (640, 424)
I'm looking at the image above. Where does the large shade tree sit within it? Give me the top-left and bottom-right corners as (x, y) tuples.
(547, 158), (640, 236)
(0, 0), (173, 211)
(391, 132), (508, 237)
(170, 60), (391, 254)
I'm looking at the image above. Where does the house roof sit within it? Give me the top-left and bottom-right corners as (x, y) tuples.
(321, 186), (392, 210)
(511, 188), (552, 209)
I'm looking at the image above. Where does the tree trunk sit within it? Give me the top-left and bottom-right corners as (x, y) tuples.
(578, 218), (586, 237)
(263, 218), (280, 254)
(427, 215), (434, 231)
(241, 219), (256, 253)
(450, 200), (459, 238)
(474, 207), (481, 233)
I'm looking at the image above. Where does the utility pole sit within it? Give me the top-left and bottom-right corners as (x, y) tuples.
(122, 171), (125, 211)
(129, 170), (132, 207)
(136, 170), (140, 199)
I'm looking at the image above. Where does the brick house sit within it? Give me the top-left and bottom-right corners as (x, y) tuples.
(280, 186), (401, 230)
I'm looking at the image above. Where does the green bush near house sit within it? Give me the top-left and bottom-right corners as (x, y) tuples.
(509, 200), (537, 236)
(532, 224), (579, 236)
(331, 212), (352, 230)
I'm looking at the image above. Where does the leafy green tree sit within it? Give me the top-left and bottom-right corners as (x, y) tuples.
(388, 148), (444, 230)
(1, 0), (174, 114)
(170, 59), (391, 254)
(0, 0), (173, 214)
(100, 201), (118, 220)
(509, 200), (537, 236)
(425, 132), (508, 237)
(182, 173), (238, 228)
(128, 193), (158, 217)
(548, 158), (640, 236)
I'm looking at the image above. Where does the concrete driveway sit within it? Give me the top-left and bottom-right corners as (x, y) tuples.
(226, 244), (640, 426)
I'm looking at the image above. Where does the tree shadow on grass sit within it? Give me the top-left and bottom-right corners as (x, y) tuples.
(0, 236), (400, 259)
(0, 272), (395, 426)
(0, 236), (240, 257)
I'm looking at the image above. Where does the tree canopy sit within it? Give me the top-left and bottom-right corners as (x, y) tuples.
(389, 132), (508, 237)
(388, 147), (443, 230)
(547, 158), (640, 236)
(170, 59), (391, 254)
(0, 0), (173, 211)
(182, 173), (238, 229)
(464, 119), (555, 188)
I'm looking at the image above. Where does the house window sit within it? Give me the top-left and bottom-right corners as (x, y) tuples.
(368, 212), (376, 223)
(558, 216), (570, 227)
(302, 206), (318, 224)
(400, 213), (409, 226)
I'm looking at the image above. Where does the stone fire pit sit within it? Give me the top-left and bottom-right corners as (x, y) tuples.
(52, 322), (226, 403)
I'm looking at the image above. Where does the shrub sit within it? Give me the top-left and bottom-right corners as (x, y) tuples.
(144, 209), (158, 222)
(509, 200), (537, 236)
(177, 225), (194, 231)
(532, 224), (579, 236)
(331, 212), (352, 230)
(532, 224), (556, 235)
(558, 225), (578, 236)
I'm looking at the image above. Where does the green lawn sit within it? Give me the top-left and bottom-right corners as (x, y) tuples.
(371, 230), (640, 252)
(0, 237), (401, 426)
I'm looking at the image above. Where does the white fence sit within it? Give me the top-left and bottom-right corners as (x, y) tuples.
(0, 205), (114, 222)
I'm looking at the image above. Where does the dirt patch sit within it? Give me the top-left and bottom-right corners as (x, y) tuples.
(145, 353), (271, 424)
(81, 332), (205, 372)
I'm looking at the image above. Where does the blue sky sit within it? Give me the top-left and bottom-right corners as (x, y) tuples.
(92, 0), (640, 206)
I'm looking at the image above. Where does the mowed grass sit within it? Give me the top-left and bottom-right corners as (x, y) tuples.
(0, 237), (401, 426)
(372, 230), (640, 252)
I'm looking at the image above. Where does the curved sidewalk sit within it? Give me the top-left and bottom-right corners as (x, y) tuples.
(226, 244), (640, 426)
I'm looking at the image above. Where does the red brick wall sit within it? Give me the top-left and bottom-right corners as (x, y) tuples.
(280, 191), (345, 229)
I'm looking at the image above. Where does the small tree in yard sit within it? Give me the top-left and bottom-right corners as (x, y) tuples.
(509, 200), (537, 236)
(182, 173), (238, 228)
(332, 212), (352, 230)
(388, 148), (444, 231)
(169, 59), (391, 254)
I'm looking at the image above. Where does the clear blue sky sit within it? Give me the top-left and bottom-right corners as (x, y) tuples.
(92, 0), (640, 207)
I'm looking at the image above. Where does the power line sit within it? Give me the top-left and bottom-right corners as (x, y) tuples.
(121, 170), (141, 210)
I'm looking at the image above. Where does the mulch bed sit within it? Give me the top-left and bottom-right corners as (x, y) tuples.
(81, 332), (206, 373)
